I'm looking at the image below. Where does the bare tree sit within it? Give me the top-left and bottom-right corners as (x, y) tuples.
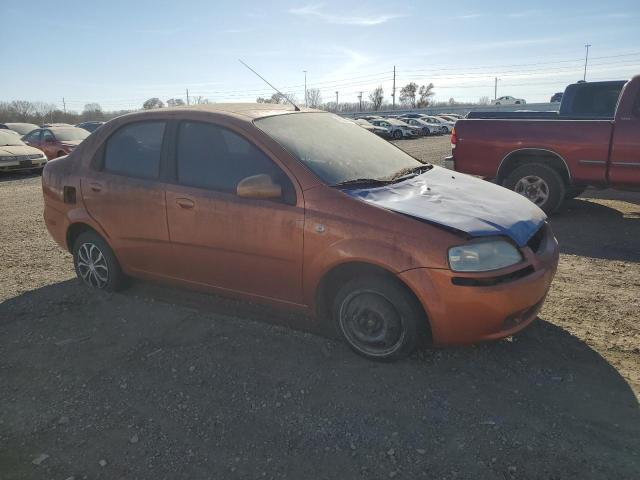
(305, 88), (322, 108)
(478, 96), (490, 105)
(369, 86), (384, 111)
(448, 97), (456, 105)
(416, 83), (435, 108)
(191, 96), (209, 105)
(399, 82), (418, 108)
(256, 93), (297, 105)
(10, 100), (35, 118)
(166, 98), (186, 107)
(143, 98), (164, 109)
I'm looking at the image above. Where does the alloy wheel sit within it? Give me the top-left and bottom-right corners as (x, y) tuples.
(514, 175), (550, 206)
(76, 242), (109, 288)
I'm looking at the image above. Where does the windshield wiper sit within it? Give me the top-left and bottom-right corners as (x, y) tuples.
(332, 177), (392, 188)
(388, 164), (433, 182)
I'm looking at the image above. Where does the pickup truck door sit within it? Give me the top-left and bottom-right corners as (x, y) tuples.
(608, 80), (640, 187)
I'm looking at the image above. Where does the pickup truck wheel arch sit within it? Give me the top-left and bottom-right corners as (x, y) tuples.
(497, 149), (571, 186)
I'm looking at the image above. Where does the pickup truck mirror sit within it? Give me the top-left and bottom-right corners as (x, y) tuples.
(237, 174), (282, 200)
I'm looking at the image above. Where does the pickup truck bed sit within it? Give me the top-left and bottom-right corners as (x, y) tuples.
(447, 76), (640, 213)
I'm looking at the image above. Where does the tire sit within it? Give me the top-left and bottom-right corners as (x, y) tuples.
(392, 129), (403, 140)
(515, 101), (521, 105)
(56, 151), (66, 158)
(565, 186), (587, 199)
(332, 276), (422, 360)
(440, 126), (448, 134)
(72, 231), (125, 292)
(495, 102), (501, 106)
(503, 163), (566, 214)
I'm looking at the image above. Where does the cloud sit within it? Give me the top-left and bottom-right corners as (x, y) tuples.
(456, 13), (483, 19)
(290, 4), (403, 26)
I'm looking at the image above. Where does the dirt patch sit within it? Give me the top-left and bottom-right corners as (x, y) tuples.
(1, 136), (638, 479)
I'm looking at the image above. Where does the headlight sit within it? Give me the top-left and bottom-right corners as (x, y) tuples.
(448, 239), (523, 272)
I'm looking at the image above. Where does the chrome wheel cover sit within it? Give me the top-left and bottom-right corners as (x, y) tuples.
(77, 242), (109, 288)
(514, 175), (549, 206)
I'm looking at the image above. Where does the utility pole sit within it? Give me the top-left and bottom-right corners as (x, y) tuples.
(494, 77), (499, 100)
(392, 65), (396, 109)
(303, 70), (307, 107)
(358, 91), (363, 112)
(335, 91), (339, 112)
(583, 44), (591, 81)
(62, 97), (66, 114)
(186, 88), (190, 105)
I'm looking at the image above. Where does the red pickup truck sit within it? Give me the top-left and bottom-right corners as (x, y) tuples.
(446, 75), (640, 213)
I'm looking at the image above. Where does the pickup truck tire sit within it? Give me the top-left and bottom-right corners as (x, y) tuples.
(503, 163), (566, 214)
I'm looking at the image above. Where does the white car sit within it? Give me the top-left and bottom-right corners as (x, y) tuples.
(491, 96), (526, 106)
(0, 130), (48, 173)
(401, 118), (438, 135)
(352, 118), (390, 137)
(421, 116), (453, 134)
(369, 119), (417, 139)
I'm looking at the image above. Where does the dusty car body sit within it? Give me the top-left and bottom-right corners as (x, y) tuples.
(42, 104), (559, 360)
(0, 130), (48, 172)
(4, 122), (40, 136)
(23, 126), (89, 159)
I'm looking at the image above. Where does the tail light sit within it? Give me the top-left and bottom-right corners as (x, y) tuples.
(450, 127), (457, 149)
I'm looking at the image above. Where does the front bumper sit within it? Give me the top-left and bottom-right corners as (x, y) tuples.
(444, 155), (455, 170)
(0, 156), (47, 172)
(400, 224), (559, 346)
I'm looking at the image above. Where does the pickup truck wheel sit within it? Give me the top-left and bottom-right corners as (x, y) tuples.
(333, 276), (420, 361)
(504, 163), (565, 214)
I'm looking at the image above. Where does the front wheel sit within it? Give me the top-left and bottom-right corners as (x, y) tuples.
(392, 129), (403, 140)
(333, 276), (422, 360)
(73, 231), (126, 292)
(503, 163), (566, 214)
(440, 126), (448, 134)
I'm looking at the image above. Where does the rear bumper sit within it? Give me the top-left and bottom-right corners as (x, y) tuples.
(399, 227), (559, 346)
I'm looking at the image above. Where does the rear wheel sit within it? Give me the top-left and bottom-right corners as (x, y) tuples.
(440, 126), (448, 134)
(503, 163), (566, 214)
(72, 231), (125, 292)
(56, 151), (66, 158)
(392, 129), (403, 140)
(332, 276), (422, 360)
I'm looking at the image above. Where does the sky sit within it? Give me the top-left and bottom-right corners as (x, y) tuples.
(2, 0), (640, 111)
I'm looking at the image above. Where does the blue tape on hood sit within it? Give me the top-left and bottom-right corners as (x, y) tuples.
(343, 166), (546, 247)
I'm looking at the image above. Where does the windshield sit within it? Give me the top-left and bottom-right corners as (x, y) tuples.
(52, 128), (90, 142)
(256, 113), (423, 185)
(0, 131), (26, 146)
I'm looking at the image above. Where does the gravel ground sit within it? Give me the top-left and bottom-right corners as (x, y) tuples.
(1, 135), (638, 479)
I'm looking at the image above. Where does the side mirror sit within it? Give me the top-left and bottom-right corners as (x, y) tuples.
(237, 174), (282, 200)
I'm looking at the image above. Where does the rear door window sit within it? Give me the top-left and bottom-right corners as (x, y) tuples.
(103, 122), (166, 179)
(42, 130), (55, 142)
(175, 121), (294, 202)
(25, 130), (41, 143)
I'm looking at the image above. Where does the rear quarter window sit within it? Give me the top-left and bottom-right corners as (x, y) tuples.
(103, 122), (166, 179)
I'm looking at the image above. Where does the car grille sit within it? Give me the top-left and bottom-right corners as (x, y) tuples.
(527, 223), (547, 254)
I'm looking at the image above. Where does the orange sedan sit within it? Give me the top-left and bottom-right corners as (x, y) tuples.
(42, 104), (559, 360)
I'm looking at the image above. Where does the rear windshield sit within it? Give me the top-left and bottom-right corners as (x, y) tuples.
(564, 83), (625, 117)
(255, 112), (421, 185)
(52, 128), (90, 141)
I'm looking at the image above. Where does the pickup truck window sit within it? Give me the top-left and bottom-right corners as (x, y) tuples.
(571, 84), (622, 117)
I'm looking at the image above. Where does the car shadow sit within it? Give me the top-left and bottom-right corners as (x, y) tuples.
(550, 193), (640, 262)
(0, 170), (42, 183)
(1, 280), (638, 479)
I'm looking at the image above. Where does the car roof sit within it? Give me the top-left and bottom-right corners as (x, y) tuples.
(119, 103), (322, 123)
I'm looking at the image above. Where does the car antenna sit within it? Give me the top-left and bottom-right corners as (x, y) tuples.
(239, 59), (300, 111)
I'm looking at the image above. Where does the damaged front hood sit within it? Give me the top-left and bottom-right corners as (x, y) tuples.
(343, 166), (546, 247)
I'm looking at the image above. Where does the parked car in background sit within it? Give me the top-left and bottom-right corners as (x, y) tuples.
(401, 117), (437, 136)
(491, 96), (527, 105)
(76, 121), (105, 133)
(370, 118), (418, 139)
(446, 75), (640, 214)
(353, 118), (389, 137)
(550, 92), (563, 103)
(41, 123), (74, 128)
(4, 123), (40, 136)
(42, 103), (559, 360)
(0, 130), (48, 172)
(421, 116), (453, 133)
(23, 126), (90, 159)
(436, 115), (460, 123)
(399, 113), (428, 119)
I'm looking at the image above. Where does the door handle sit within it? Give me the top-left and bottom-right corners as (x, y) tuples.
(176, 198), (195, 209)
(89, 182), (103, 192)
